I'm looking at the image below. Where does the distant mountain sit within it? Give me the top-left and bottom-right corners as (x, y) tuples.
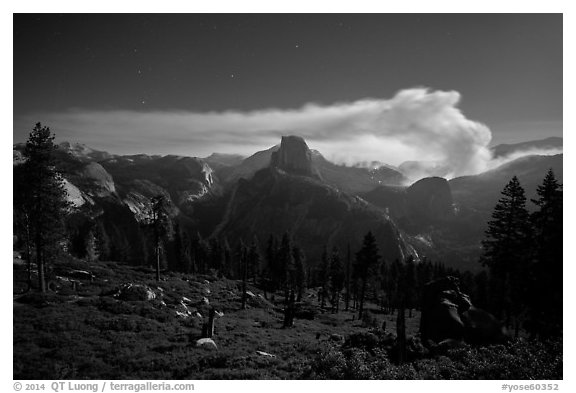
(218, 140), (406, 194)
(362, 177), (454, 228)
(450, 153), (563, 214)
(212, 137), (416, 263)
(100, 154), (220, 213)
(58, 141), (116, 162)
(443, 153), (563, 269)
(203, 153), (245, 169)
(217, 145), (279, 184)
(270, 135), (317, 177)
(490, 137), (562, 158)
(13, 135), (562, 273)
(361, 153), (562, 271)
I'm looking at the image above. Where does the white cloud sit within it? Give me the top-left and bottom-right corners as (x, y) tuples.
(20, 88), (500, 178)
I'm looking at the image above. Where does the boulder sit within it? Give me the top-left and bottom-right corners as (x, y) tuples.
(461, 306), (508, 344)
(195, 338), (218, 350)
(420, 276), (506, 345)
(330, 334), (345, 342)
(116, 284), (156, 301)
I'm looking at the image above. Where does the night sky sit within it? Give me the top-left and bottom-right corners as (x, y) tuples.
(13, 14), (562, 161)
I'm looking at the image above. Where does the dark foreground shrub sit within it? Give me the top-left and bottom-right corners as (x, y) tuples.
(305, 338), (562, 379)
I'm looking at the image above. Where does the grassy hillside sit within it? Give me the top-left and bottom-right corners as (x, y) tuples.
(13, 256), (561, 380)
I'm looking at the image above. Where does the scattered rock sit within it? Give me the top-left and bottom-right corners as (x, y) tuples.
(330, 334), (344, 342)
(195, 338), (217, 350)
(174, 302), (192, 318)
(63, 269), (95, 281)
(116, 284), (156, 301)
(256, 350), (276, 358)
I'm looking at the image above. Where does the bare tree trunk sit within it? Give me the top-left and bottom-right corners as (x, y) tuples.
(155, 245), (161, 282)
(396, 305), (406, 364)
(358, 276), (367, 320)
(24, 215), (33, 292)
(241, 259), (247, 310)
(283, 291), (295, 328)
(345, 243), (351, 311)
(202, 307), (216, 338)
(36, 234), (46, 293)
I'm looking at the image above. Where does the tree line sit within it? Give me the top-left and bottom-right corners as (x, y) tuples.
(480, 172), (562, 340)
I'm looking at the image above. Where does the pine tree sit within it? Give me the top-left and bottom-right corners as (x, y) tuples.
(263, 234), (278, 298)
(208, 238), (223, 274)
(18, 123), (70, 292)
(149, 195), (169, 281)
(388, 258), (403, 313)
(247, 238), (261, 284)
(329, 247), (345, 313)
(481, 176), (531, 333)
(529, 169), (563, 338)
(345, 243), (352, 311)
(85, 228), (99, 262)
(277, 233), (294, 302)
(355, 231), (381, 319)
(222, 238), (232, 278)
(237, 240), (249, 310)
(172, 223), (192, 273)
(403, 256), (417, 317)
(318, 245), (330, 308)
(189, 231), (204, 274)
(293, 246), (307, 301)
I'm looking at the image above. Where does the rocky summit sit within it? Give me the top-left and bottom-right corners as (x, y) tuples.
(406, 176), (454, 221)
(270, 135), (314, 176)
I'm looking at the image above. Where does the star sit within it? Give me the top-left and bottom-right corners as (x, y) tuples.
(141, 100), (146, 105)
(295, 43), (300, 49)
(230, 74), (235, 78)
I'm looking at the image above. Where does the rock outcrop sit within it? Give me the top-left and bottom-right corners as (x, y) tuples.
(116, 283), (157, 301)
(406, 177), (454, 221)
(420, 276), (507, 345)
(270, 136), (314, 176)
